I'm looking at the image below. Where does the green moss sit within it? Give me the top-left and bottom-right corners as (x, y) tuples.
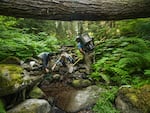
(0, 64), (23, 96)
(72, 80), (80, 87)
(29, 86), (45, 98)
(126, 93), (138, 104)
(72, 79), (91, 88)
(119, 85), (150, 113)
(0, 64), (23, 87)
(0, 64), (22, 73)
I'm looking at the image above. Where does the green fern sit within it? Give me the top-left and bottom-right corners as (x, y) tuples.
(93, 37), (150, 85)
(110, 67), (129, 76)
(100, 73), (110, 84)
(90, 72), (101, 81)
(144, 70), (150, 76)
(93, 87), (119, 113)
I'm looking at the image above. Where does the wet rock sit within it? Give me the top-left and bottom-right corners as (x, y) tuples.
(79, 69), (86, 73)
(73, 71), (84, 78)
(53, 74), (61, 80)
(7, 99), (51, 113)
(0, 56), (21, 65)
(65, 85), (104, 112)
(24, 57), (39, 64)
(29, 86), (45, 99)
(115, 84), (150, 113)
(71, 79), (92, 88)
(51, 106), (66, 113)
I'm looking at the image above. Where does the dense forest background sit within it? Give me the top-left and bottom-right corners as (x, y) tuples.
(0, 16), (150, 112)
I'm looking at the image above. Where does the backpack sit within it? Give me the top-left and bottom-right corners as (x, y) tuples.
(80, 33), (95, 52)
(84, 41), (95, 51)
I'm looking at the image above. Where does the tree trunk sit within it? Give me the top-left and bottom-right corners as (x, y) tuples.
(0, 0), (150, 20)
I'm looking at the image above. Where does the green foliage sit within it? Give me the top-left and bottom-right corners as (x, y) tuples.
(16, 18), (56, 34)
(0, 32), (58, 60)
(0, 16), (78, 61)
(91, 37), (150, 85)
(88, 21), (118, 40)
(116, 18), (150, 38)
(144, 70), (150, 76)
(93, 87), (119, 113)
(0, 16), (59, 60)
(131, 76), (150, 88)
(0, 99), (6, 113)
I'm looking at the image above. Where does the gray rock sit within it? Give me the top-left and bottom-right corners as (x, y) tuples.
(62, 85), (104, 112)
(7, 99), (51, 113)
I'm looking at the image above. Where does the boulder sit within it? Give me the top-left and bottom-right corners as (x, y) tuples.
(115, 84), (150, 113)
(0, 64), (43, 96)
(0, 56), (21, 65)
(0, 64), (23, 96)
(7, 99), (51, 113)
(57, 85), (104, 112)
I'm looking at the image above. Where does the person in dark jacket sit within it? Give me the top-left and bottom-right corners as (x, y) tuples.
(38, 52), (53, 73)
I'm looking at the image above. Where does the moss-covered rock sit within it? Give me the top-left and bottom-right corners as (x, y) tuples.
(72, 79), (92, 88)
(29, 86), (45, 99)
(0, 64), (23, 96)
(116, 84), (150, 113)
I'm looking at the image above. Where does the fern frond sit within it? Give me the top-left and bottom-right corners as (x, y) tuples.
(110, 67), (129, 76)
(93, 57), (109, 70)
(144, 70), (150, 77)
(123, 37), (146, 45)
(143, 52), (150, 64)
(90, 72), (101, 81)
(100, 73), (110, 84)
(123, 38), (149, 53)
(124, 44), (147, 53)
(118, 57), (142, 69)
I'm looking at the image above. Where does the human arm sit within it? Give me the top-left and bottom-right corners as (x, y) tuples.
(79, 48), (85, 55)
(45, 67), (49, 73)
(51, 56), (62, 71)
(78, 43), (85, 55)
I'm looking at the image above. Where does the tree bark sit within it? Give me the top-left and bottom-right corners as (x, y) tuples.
(0, 0), (150, 20)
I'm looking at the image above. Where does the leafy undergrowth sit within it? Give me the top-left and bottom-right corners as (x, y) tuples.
(90, 37), (150, 86)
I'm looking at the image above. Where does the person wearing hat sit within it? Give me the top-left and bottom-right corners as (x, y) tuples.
(37, 52), (53, 73)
